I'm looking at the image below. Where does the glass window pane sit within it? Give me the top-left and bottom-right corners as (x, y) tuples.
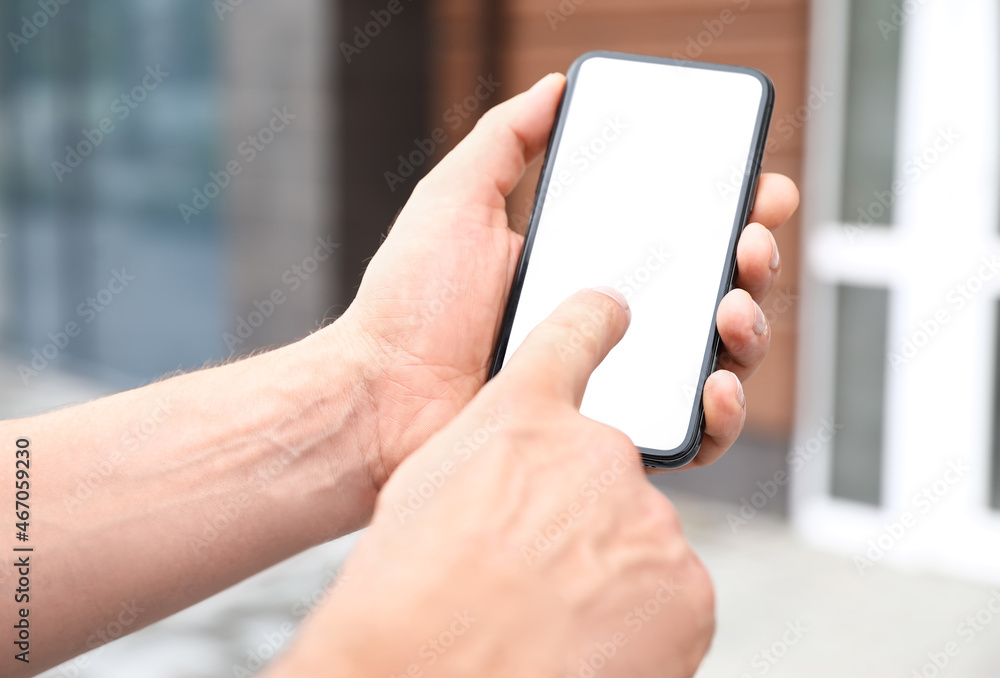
(831, 285), (889, 505)
(840, 0), (903, 227)
(991, 301), (1000, 510)
(0, 0), (224, 388)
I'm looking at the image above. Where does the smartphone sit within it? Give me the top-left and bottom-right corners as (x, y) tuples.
(488, 51), (774, 469)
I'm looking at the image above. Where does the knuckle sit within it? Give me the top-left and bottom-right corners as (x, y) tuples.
(687, 559), (717, 660)
(592, 420), (633, 446)
(495, 403), (573, 449)
(640, 495), (715, 624)
(688, 554), (715, 615)
(645, 490), (684, 537)
(584, 424), (640, 463)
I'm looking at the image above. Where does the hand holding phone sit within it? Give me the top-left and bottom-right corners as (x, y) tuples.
(490, 52), (775, 468)
(336, 66), (793, 484)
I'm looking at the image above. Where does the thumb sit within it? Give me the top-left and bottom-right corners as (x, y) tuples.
(424, 73), (566, 202)
(499, 287), (631, 408)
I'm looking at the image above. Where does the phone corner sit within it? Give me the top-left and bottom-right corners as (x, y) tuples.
(743, 67), (776, 107)
(640, 429), (703, 470)
(567, 50), (623, 77)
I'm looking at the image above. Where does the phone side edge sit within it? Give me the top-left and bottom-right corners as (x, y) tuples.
(642, 65), (777, 469)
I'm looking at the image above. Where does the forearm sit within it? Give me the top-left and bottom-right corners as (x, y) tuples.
(1, 319), (379, 676)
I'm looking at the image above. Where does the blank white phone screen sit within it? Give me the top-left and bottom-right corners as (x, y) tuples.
(499, 56), (765, 452)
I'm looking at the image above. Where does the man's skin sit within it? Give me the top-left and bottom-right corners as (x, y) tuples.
(1, 73), (797, 676)
(271, 288), (718, 678)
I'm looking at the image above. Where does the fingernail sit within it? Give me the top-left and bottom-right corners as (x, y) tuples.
(753, 302), (768, 336)
(591, 286), (630, 312)
(735, 375), (745, 408)
(768, 231), (781, 271)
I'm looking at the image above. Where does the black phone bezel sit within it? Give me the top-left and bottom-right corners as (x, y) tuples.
(487, 50), (775, 469)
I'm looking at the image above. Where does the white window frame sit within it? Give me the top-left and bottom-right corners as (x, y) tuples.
(794, 0), (1000, 584)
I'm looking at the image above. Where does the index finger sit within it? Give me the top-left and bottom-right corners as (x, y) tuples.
(498, 288), (631, 408)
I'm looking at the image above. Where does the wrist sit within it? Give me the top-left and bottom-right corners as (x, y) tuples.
(310, 306), (401, 484)
(268, 314), (386, 535)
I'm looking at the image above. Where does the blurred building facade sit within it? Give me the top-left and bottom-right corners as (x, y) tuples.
(1, 0), (998, 590)
(0, 0), (334, 412)
(0, 2), (229, 392)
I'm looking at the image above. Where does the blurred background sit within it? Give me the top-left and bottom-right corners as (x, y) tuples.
(1, 0), (999, 676)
